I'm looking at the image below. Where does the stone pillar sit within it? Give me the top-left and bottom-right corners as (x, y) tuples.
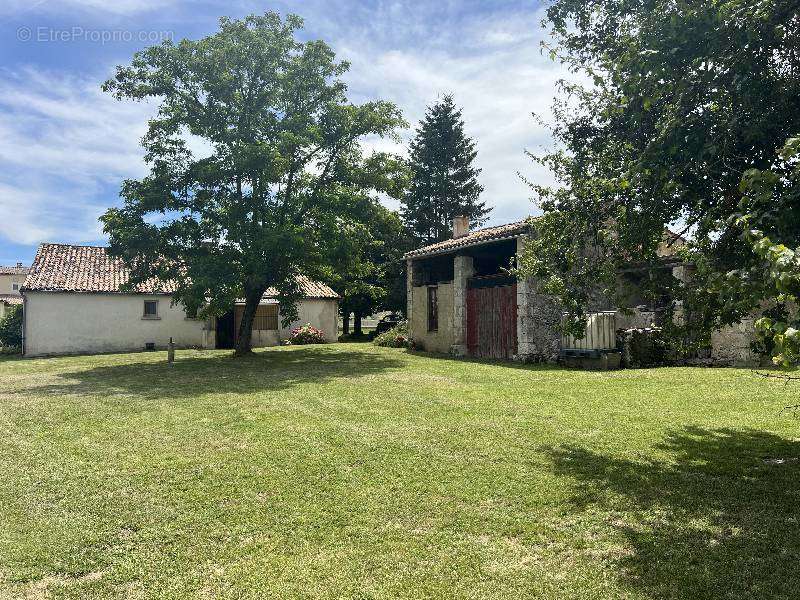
(450, 254), (474, 356)
(406, 259), (414, 339)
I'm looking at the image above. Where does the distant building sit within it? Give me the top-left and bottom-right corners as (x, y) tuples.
(0, 262), (27, 319)
(21, 244), (339, 357)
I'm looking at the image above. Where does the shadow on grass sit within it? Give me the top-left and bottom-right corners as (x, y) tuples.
(406, 349), (569, 372)
(20, 347), (405, 400)
(546, 427), (800, 599)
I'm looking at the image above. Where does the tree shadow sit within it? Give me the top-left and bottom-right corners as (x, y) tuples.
(18, 347), (405, 400)
(545, 427), (800, 599)
(405, 349), (569, 372)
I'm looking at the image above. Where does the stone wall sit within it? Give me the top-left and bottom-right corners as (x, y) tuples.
(515, 237), (562, 362)
(410, 282), (455, 354)
(710, 318), (761, 367)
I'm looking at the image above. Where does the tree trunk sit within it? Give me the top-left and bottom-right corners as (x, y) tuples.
(354, 311), (363, 336)
(342, 310), (350, 335)
(234, 287), (265, 356)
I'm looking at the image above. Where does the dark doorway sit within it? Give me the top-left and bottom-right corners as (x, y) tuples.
(216, 310), (235, 349)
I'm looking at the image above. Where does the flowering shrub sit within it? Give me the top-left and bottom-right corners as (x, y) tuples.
(373, 321), (409, 348)
(289, 323), (327, 344)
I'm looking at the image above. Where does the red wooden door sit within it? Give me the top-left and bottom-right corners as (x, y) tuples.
(466, 284), (518, 359)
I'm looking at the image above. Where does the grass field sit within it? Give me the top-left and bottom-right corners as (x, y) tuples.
(1, 344), (799, 599)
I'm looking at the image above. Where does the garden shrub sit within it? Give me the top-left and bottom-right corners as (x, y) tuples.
(289, 323), (327, 344)
(617, 327), (670, 368)
(0, 305), (22, 350)
(373, 321), (409, 348)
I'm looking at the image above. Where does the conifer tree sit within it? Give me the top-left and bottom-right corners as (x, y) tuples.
(402, 94), (489, 245)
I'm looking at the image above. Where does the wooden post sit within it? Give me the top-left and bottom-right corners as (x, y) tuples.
(168, 336), (175, 365)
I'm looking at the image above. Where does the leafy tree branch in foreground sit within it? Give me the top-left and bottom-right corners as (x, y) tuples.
(518, 0), (800, 351)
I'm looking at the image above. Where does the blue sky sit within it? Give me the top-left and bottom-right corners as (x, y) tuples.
(0, 0), (567, 265)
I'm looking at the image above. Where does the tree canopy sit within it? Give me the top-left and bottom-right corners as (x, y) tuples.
(319, 162), (410, 335)
(101, 12), (405, 355)
(519, 0), (800, 347)
(401, 94), (489, 245)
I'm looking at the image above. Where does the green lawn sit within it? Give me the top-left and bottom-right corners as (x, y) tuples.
(1, 344), (799, 599)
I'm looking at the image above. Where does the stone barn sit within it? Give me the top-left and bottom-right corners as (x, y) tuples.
(405, 217), (759, 365)
(405, 217), (561, 361)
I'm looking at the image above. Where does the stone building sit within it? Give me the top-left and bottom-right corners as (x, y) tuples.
(405, 218), (562, 361)
(405, 217), (758, 366)
(0, 262), (27, 319)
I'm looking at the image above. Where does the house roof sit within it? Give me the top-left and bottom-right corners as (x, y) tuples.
(23, 243), (339, 300)
(24, 244), (177, 294)
(264, 276), (339, 300)
(0, 264), (28, 275)
(0, 294), (22, 305)
(404, 219), (532, 259)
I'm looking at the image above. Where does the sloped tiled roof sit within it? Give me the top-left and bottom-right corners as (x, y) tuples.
(404, 219), (532, 259)
(24, 244), (177, 294)
(0, 264), (28, 275)
(264, 275), (339, 300)
(0, 294), (22, 305)
(24, 243), (340, 300)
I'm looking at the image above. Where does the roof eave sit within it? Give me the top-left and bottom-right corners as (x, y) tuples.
(404, 232), (526, 260)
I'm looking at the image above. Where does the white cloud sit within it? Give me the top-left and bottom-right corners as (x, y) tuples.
(0, 67), (154, 245)
(0, 0), (177, 17)
(337, 10), (569, 225)
(0, 3), (573, 250)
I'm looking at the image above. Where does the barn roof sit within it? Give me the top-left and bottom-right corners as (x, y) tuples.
(404, 219), (532, 259)
(23, 243), (339, 299)
(404, 218), (689, 261)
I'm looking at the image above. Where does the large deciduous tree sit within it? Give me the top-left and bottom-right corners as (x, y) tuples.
(101, 13), (404, 355)
(401, 94), (490, 245)
(519, 0), (800, 345)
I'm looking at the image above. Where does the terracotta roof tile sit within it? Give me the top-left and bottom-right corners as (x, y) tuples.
(23, 244), (176, 294)
(0, 294), (23, 305)
(404, 219), (533, 259)
(24, 244), (340, 300)
(264, 275), (340, 300)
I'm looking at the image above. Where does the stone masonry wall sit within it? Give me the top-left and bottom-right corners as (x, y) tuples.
(516, 236), (562, 362)
(710, 318), (761, 367)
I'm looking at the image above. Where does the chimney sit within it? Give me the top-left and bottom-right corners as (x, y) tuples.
(453, 216), (469, 239)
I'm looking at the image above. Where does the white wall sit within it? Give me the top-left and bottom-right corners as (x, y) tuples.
(24, 292), (213, 357)
(0, 274), (25, 296)
(280, 299), (338, 343)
